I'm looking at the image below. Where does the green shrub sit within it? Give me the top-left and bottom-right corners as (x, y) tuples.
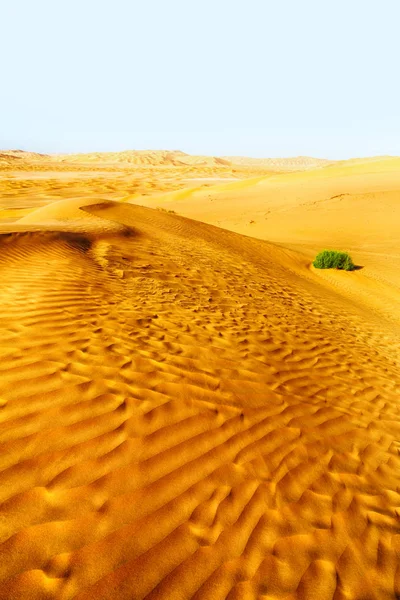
(313, 250), (355, 271)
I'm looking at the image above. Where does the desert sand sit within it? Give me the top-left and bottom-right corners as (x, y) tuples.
(0, 151), (400, 600)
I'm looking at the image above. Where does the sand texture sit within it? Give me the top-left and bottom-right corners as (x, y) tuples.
(0, 154), (400, 599)
(137, 156), (400, 327)
(0, 150), (281, 223)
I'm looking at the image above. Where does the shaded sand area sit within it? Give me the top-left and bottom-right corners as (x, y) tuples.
(0, 194), (400, 599)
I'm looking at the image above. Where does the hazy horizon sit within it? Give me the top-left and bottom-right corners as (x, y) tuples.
(2, 0), (400, 160)
(2, 147), (399, 162)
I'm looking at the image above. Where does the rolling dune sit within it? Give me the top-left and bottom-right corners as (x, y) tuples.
(0, 150), (278, 222)
(136, 156), (400, 326)
(222, 156), (333, 170)
(0, 197), (400, 599)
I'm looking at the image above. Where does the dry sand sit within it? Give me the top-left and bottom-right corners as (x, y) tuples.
(0, 152), (400, 599)
(0, 151), (277, 222)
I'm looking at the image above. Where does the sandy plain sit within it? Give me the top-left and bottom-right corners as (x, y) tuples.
(0, 150), (399, 599)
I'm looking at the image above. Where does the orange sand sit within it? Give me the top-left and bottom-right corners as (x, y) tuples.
(0, 152), (400, 600)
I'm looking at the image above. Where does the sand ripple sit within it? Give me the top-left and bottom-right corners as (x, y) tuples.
(0, 200), (399, 599)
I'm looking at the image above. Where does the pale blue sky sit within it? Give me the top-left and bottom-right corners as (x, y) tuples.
(1, 0), (399, 158)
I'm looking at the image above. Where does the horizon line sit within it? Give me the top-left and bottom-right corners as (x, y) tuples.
(1, 147), (399, 162)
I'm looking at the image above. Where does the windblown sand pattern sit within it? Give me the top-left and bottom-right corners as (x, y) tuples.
(0, 150), (277, 223)
(0, 197), (399, 599)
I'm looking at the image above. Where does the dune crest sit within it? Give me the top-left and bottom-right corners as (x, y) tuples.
(0, 149), (333, 170)
(0, 199), (399, 599)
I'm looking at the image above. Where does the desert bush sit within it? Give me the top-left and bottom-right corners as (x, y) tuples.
(156, 207), (176, 214)
(313, 250), (355, 271)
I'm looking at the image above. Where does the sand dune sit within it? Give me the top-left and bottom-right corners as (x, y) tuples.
(222, 155), (333, 170)
(0, 150), (278, 222)
(0, 150), (48, 163)
(0, 195), (400, 599)
(52, 150), (232, 168)
(138, 156), (400, 323)
(0, 149), (331, 170)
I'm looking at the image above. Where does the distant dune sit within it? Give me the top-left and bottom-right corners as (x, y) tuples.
(0, 153), (400, 599)
(51, 150), (231, 167)
(223, 155), (334, 170)
(1, 149), (333, 170)
(0, 149), (232, 168)
(0, 150), (48, 166)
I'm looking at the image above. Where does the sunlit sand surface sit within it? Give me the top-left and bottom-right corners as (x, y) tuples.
(0, 151), (400, 599)
(0, 150), (277, 222)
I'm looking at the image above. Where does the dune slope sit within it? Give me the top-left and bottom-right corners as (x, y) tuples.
(135, 157), (400, 326)
(0, 199), (400, 599)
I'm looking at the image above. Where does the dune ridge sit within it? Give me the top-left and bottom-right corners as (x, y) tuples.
(0, 150), (279, 221)
(137, 156), (400, 324)
(222, 155), (334, 170)
(0, 149), (333, 170)
(0, 198), (399, 599)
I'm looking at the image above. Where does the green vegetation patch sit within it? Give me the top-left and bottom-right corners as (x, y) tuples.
(313, 250), (355, 271)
